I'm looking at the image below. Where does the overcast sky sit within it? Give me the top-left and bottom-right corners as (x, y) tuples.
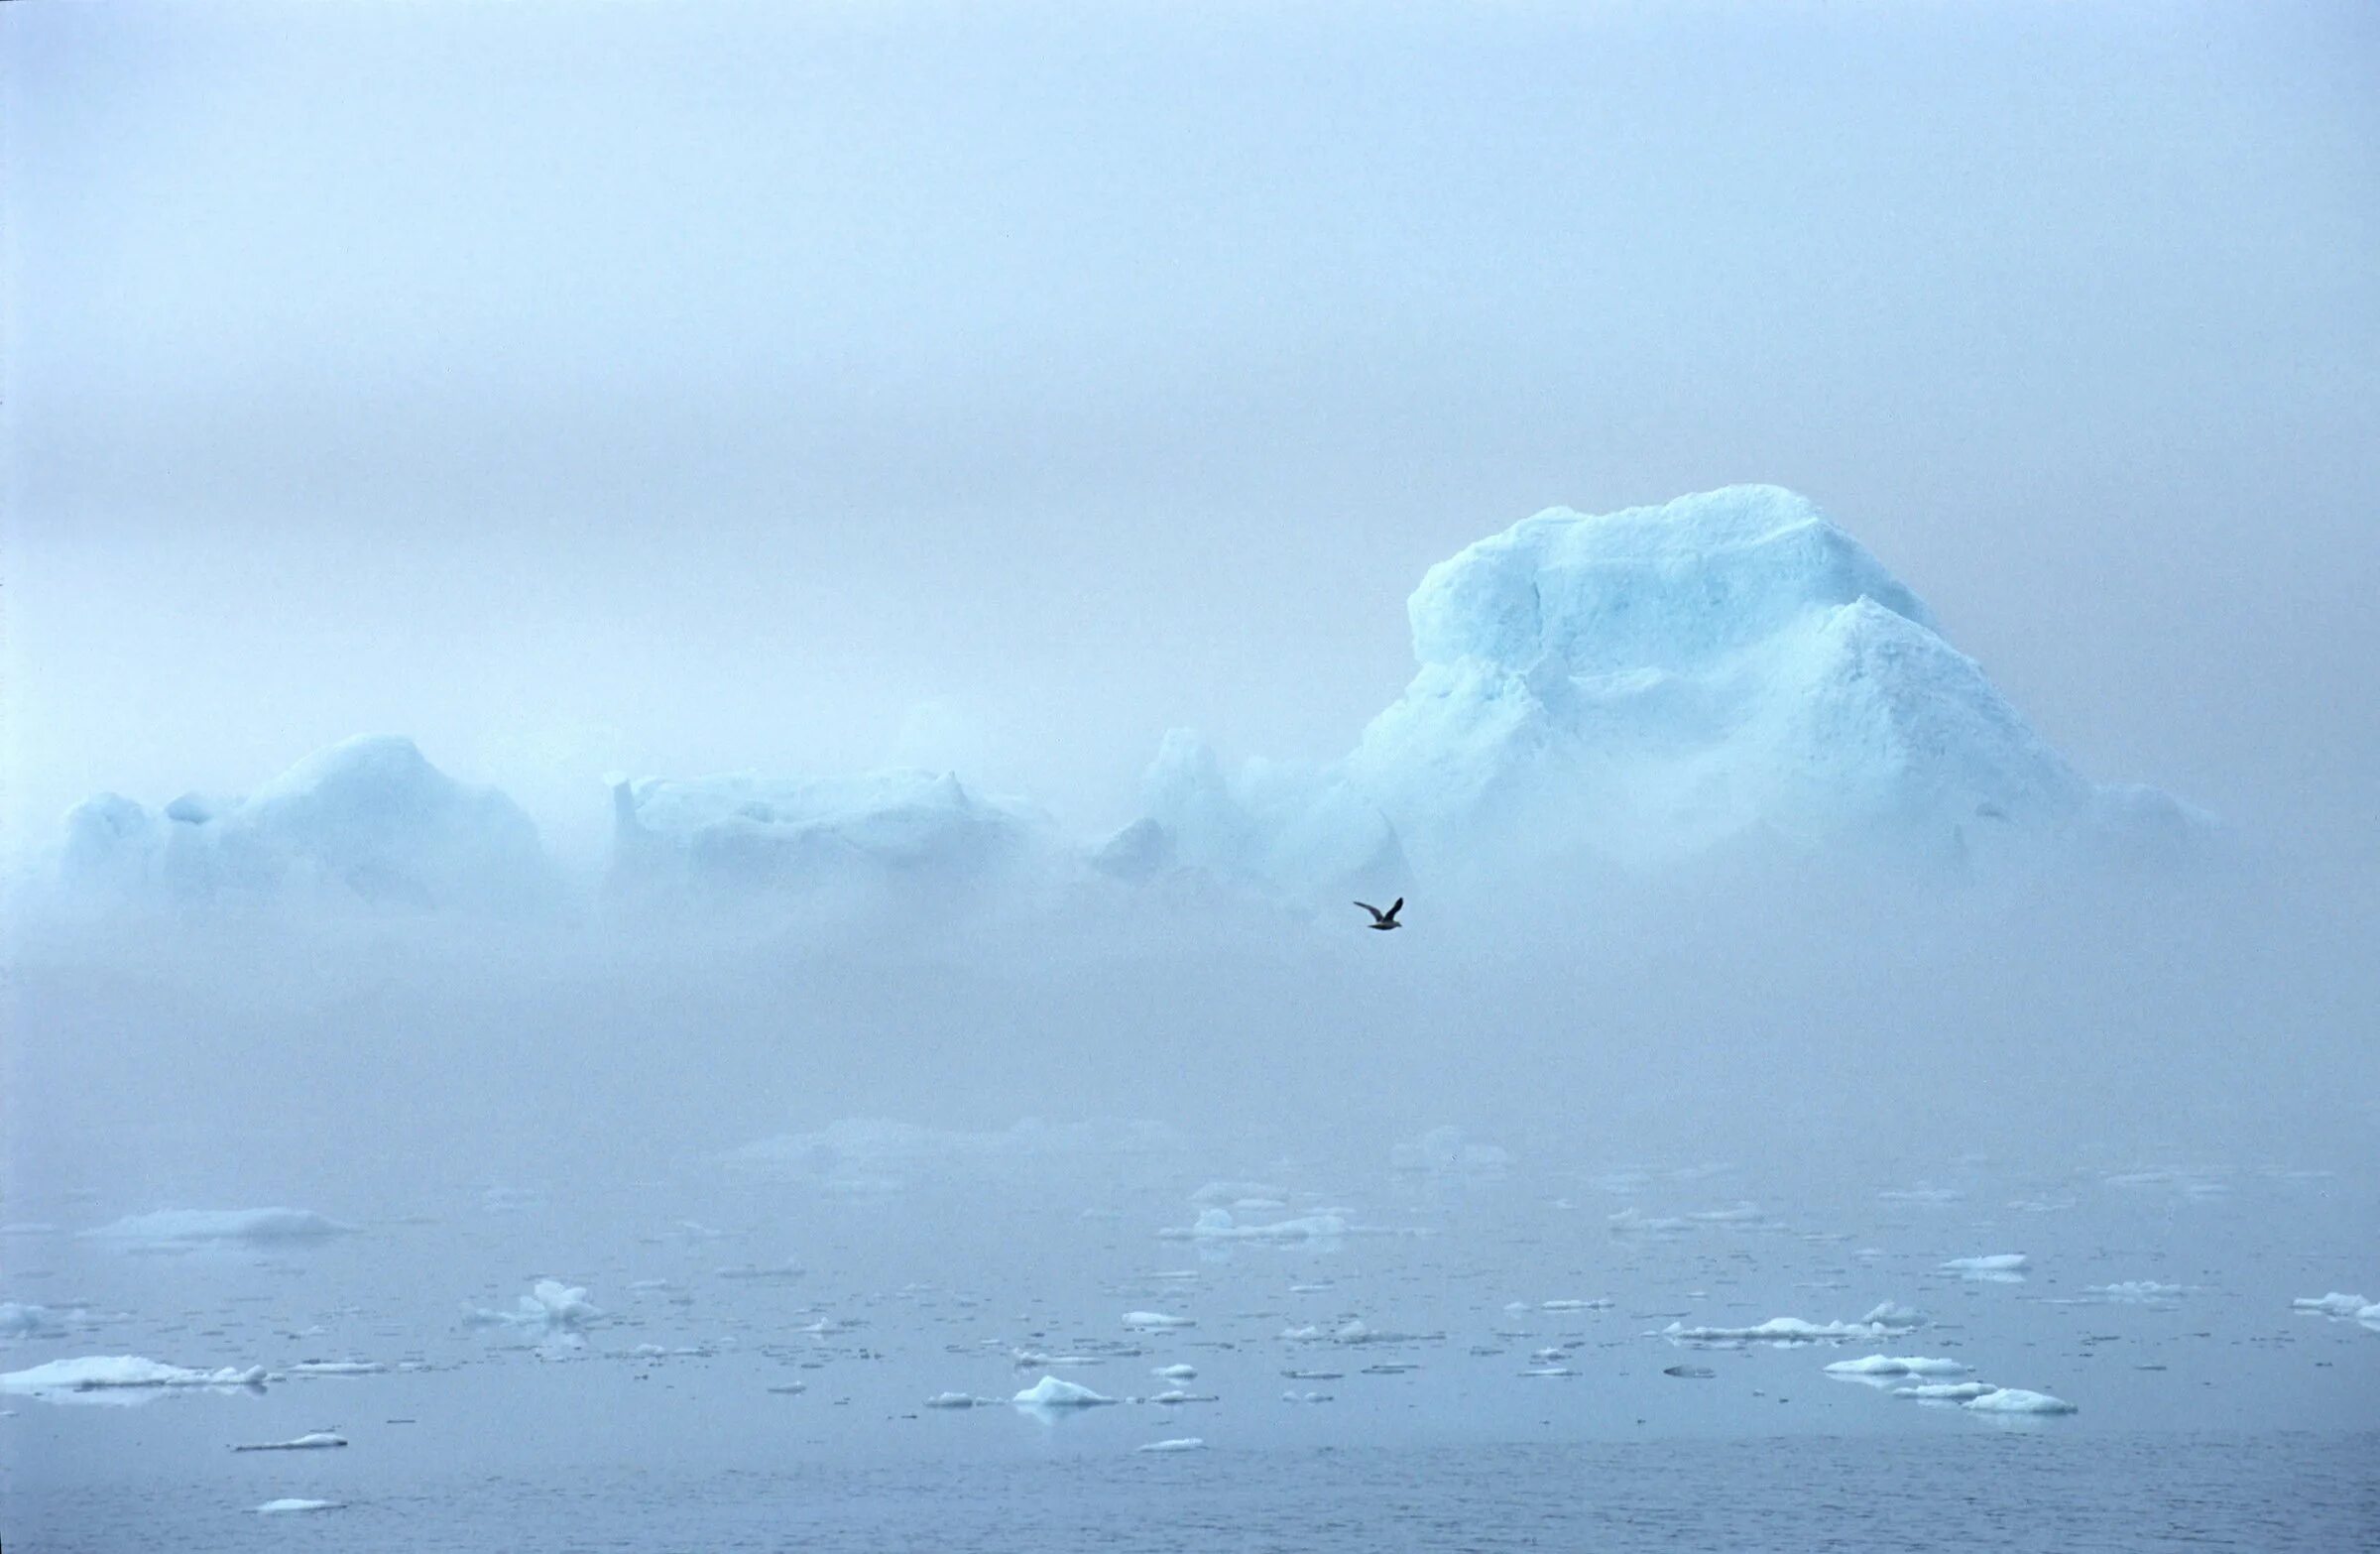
(6, 1), (2376, 861)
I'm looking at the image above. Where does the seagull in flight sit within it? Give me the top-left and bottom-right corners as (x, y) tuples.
(1354, 897), (1404, 931)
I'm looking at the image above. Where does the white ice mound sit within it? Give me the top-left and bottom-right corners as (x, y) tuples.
(59, 735), (552, 913)
(1012, 1375), (1116, 1408)
(471, 1279), (602, 1333)
(84, 1208), (350, 1245)
(1825, 1355), (1969, 1376)
(1158, 1208), (1351, 1242)
(1252, 485), (2205, 883)
(1963, 1386), (2078, 1415)
(256, 1499), (343, 1515)
(608, 768), (1063, 904)
(1941, 1254), (2030, 1274)
(0, 1356), (267, 1403)
(1137, 1436), (1206, 1452)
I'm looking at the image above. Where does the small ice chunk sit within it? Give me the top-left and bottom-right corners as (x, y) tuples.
(1160, 1208), (1350, 1241)
(1540, 1299), (1612, 1312)
(1152, 1364), (1198, 1379)
(285, 1361), (387, 1377)
(1123, 1311), (1195, 1330)
(256, 1499), (343, 1514)
(1012, 1375), (1116, 1408)
(1146, 1388), (1215, 1404)
(1860, 1302), (1926, 1331)
(2292, 1292), (2372, 1318)
(1136, 1436), (1206, 1452)
(1663, 1317), (1871, 1346)
(1661, 1365), (1716, 1379)
(231, 1432), (347, 1452)
(1963, 1386), (2077, 1415)
(1824, 1356), (1970, 1376)
(923, 1391), (980, 1408)
(470, 1279), (601, 1332)
(1940, 1254), (2029, 1273)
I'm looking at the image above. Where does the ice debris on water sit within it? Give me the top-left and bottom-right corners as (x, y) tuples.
(0, 1356), (268, 1402)
(231, 1432), (347, 1452)
(256, 1499), (343, 1515)
(83, 1209), (349, 1245)
(1012, 1375), (1116, 1408)
(1136, 1437), (1206, 1452)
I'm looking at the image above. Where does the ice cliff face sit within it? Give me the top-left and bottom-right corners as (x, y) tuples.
(57, 735), (552, 912)
(1135, 485), (2203, 891)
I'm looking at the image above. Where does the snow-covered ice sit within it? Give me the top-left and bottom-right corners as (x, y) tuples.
(256, 1499), (343, 1515)
(0, 1356), (267, 1403)
(1823, 1355), (1970, 1376)
(1122, 1311), (1194, 1330)
(1963, 1387), (2079, 1415)
(1136, 1437), (1206, 1452)
(1159, 1208), (1350, 1241)
(470, 1279), (602, 1333)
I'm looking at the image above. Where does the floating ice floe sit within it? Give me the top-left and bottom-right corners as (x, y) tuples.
(1606, 1210), (1694, 1234)
(1123, 1311), (1195, 1330)
(469, 1279), (602, 1334)
(924, 1391), (983, 1408)
(1137, 1437), (1206, 1452)
(2075, 1282), (2189, 1304)
(1152, 1364), (1198, 1379)
(1012, 1375), (1116, 1409)
(284, 1361), (388, 1377)
(1280, 1390), (1333, 1403)
(1190, 1181), (1286, 1206)
(1540, 1298), (1613, 1312)
(1893, 1381), (1999, 1401)
(1662, 1306), (1923, 1348)
(1146, 1388), (1216, 1404)
(1941, 1254), (2029, 1281)
(0, 1302), (70, 1339)
(1824, 1355), (1969, 1376)
(1963, 1386), (2078, 1415)
(1160, 1208), (1352, 1242)
(230, 1432), (347, 1452)
(2291, 1292), (2378, 1321)
(256, 1499), (343, 1515)
(1661, 1365), (1717, 1379)
(83, 1209), (350, 1246)
(0, 1356), (268, 1404)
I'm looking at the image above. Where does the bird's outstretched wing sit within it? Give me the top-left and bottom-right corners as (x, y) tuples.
(1386, 897), (1404, 921)
(1354, 900), (1384, 922)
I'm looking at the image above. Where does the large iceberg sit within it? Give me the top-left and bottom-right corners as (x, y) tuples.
(56, 735), (553, 913)
(1138, 486), (2204, 891)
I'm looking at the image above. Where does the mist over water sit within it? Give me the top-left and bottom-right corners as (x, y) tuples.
(7, 2), (2378, 1548)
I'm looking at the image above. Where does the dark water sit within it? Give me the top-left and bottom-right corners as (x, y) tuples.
(11, 1432), (2375, 1552)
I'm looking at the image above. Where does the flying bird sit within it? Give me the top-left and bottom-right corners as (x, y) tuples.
(1355, 897), (1404, 931)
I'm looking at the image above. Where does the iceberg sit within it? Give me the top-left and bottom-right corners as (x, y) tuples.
(607, 768), (1063, 905)
(57, 735), (554, 913)
(84, 1208), (350, 1245)
(1129, 485), (2204, 892)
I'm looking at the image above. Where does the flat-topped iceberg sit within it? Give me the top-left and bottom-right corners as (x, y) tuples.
(84, 1208), (350, 1245)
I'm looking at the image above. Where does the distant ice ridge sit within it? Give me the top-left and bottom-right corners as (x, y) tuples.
(732, 1118), (1178, 1191)
(1127, 485), (2206, 893)
(608, 768), (1065, 906)
(83, 1208), (349, 1245)
(58, 735), (554, 913)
